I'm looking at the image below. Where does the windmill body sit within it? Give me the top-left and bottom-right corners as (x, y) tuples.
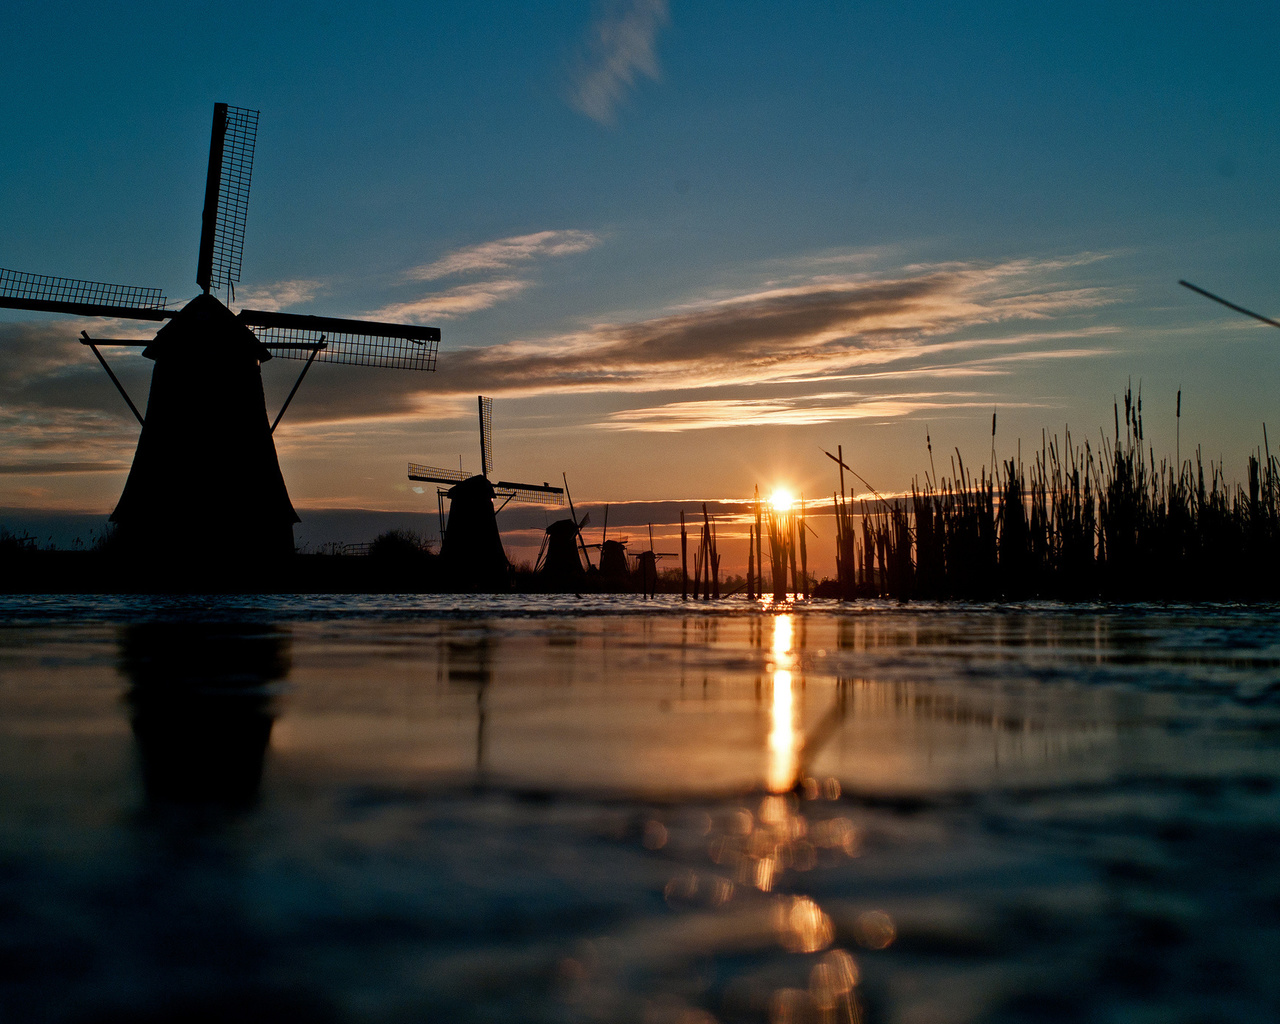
(538, 519), (587, 582)
(111, 294), (298, 565)
(598, 539), (629, 579)
(0, 103), (440, 584)
(440, 475), (511, 590)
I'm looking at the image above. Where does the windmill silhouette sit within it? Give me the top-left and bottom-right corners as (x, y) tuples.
(0, 103), (440, 577)
(409, 396), (563, 587)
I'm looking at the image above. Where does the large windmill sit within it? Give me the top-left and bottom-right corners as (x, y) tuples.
(0, 104), (439, 575)
(409, 396), (564, 587)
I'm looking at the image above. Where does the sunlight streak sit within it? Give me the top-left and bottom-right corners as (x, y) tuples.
(768, 614), (798, 792)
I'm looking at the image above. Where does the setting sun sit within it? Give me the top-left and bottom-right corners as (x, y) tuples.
(770, 489), (794, 513)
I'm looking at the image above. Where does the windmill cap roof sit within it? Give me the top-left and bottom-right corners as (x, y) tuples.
(445, 475), (496, 500)
(143, 293), (272, 362)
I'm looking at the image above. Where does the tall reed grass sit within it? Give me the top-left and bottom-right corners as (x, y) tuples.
(835, 386), (1280, 600)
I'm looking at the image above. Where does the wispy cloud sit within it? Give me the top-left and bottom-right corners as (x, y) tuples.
(0, 255), (1122, 451)
(235, 279), (324, 310)
(424, 258), (1116, 398)
(366, 278), (533, 323)
(409, 231), (601, 281)
(567, 0), (669, 125)
(599, 392), (1048, 432)
(374, 229), (603, 324)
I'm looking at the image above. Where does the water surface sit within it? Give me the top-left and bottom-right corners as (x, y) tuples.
(1, 596), (1277, 1022)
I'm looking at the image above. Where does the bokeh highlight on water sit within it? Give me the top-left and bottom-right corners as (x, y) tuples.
(1, 595), (1278, 1022)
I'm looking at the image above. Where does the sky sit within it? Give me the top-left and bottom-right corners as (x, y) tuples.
(2, 1), (1279, 572)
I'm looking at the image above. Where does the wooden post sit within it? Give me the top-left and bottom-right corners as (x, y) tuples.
(747, 488), (757, 599)
(789, 513), (800, 600)
(695, 524), (704, 600)
(747, 524), (755, 599)
(800, 494), (809, 599)
(681, 510), (688, 600)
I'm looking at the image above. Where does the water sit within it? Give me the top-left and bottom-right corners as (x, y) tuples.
(1, 595), (1278, 1022)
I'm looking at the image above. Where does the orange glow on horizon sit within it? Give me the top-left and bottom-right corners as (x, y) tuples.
(769, 488), (794, 513)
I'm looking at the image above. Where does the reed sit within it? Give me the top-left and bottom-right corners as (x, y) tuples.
(833, 385), (1280, 601)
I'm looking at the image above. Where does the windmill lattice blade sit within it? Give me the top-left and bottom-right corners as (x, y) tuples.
(494, 481), (565, 505)
(1179, 280), (1280, 330)
(408, 463), (470, 484)
(241, 310), (440, 370)
(479, 396), (493, 477)
(0, 268), (171, 321)
(196, 103), (258, 295)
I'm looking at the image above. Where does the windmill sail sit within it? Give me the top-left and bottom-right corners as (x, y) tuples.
(408, 463), (471, 485)
(494, 481), (564, 505)
(240, 309), (439, 370)
(1179, 280), (1280, 330)
(0, 268), (171, 321)
(479, 396), (493, 477)
(196, 103), (258, 295)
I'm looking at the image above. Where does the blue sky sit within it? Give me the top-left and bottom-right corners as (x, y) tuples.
(2, 2), (1279, 565)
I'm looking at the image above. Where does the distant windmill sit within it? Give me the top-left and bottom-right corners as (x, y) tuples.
(0, 103), (440, 575)
(533, 476), (594, 584)
(409, 396), (564, 587)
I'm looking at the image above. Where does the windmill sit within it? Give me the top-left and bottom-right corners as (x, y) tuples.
(409, 396), (564, 587)
(0, 103), (440, 577)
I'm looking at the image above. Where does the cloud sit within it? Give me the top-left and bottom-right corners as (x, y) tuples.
(409, 231), (601, 281)
(0, 255), (1120, 452)
(598, 392), (1045, 432)
(0, 460), (129, 475)
(367, 229), (603, 325)
(423, 258), (1116, 398)
(365, 278), (533, 323)
(567, 0), (669, 124)
(235, 279), (324, 310)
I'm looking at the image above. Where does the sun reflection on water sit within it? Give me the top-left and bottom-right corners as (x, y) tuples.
(768, 614), (798, 793)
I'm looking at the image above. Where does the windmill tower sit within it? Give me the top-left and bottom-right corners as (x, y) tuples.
(0, 104), (439, 579)
(409, 396), (564, 588)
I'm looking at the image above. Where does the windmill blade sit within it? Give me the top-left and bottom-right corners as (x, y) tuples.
(196, 103), (258, 295)
(479, 396), (493, 477)
(1179, 280), (1280, 330)
(408, 463), (471, 484)
(0, 268), (171, 321)
(240, 309), (440, 370)
(494, 481), (565, 505)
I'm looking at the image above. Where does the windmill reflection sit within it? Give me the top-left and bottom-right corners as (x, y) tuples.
(441, 632), (494, 778)
(120, 623), (290, 807)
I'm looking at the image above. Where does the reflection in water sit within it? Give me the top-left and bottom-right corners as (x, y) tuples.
(442, 632), (494, 777)
(768, 670), (797, 794)
(768, 614), (798, 793)
(120, 623), (290, 806)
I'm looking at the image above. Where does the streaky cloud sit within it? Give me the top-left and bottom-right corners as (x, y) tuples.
(235, 278), (325, 310)
(421, 257), (1116, 398)
(366, 278), (532, 323)
(598, 392), (1046, 432)
(567, 0), (668, 125)
(409, 230), (601, 281)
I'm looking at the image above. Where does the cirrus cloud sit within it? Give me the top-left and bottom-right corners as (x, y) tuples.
(409, 230), (601, 281)
(567, 0), (669, 125)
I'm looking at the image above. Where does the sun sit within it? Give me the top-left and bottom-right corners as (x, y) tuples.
(769, 488), (794, 512)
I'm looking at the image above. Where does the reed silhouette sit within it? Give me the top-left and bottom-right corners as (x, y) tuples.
(833, 385), (1280, 601)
